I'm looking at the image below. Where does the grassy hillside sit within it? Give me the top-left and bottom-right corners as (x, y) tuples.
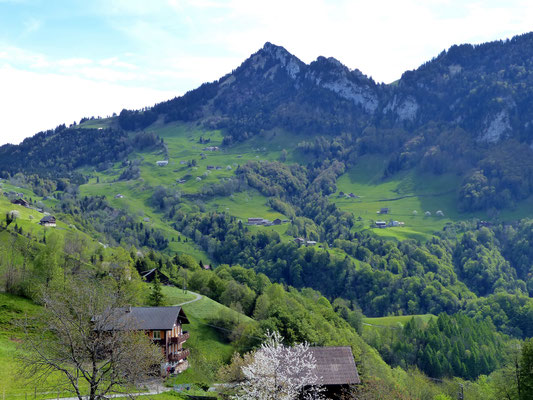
(75, 120), (533, 245)
(0, 293), (91, 399)
(363, 314), (436, 328)
(161, 286), (254, 387)
(332, 154), (533, 241)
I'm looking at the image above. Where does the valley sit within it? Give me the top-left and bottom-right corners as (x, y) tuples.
(1, 32), (533, 400)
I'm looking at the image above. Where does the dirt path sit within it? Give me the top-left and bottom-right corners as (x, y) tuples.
(362, 322), (400, 329)
(174, 291), (202, 306)
(50, 384), (171, 400)
(377, 190), (454, 202)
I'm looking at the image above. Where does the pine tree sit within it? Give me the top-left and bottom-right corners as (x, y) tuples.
(148, 272), (164, 306)
(520, 338), (533, 400)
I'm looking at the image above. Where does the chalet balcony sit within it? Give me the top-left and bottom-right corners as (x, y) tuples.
(170, 331), (189, 344)
(168, 348), (190, 362)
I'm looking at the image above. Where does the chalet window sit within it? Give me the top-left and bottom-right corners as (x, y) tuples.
(153, 330), (161, 339)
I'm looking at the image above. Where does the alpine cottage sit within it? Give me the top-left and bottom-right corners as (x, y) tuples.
(104, 306), (190, 375)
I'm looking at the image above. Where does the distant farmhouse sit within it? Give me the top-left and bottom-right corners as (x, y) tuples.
(156, 160), (169, 166)
(375, 220), (404, 229)
(293, 238), (317, 246)
(247, 217), (287, 227)
(377, 207), (389, 214)
(294, 237), (306, 245)
(114, 194), (124, 199)
(141, 268), (171, 285)
(202, 146), (219, 151)
(248, 218), (269, 225)
(11, 198), (30, 208)
(39, 215), (56, 227)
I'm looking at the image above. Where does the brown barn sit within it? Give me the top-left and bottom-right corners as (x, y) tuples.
(11, 198), (30, 207)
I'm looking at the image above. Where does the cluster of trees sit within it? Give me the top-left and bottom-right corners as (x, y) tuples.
(172, 206), (533, 339)
(59, 195), (169, 250)
(237, 160), (354, 241)
(118, 108), (158, 131)
(365, 314), (506, 380)
(0, 126), (130, 179)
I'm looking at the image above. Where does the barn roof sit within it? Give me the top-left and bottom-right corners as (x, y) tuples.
(308, 346), (360, 385)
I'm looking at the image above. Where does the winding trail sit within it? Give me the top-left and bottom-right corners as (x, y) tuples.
(362, 322), (400, 329)
(174, 291), (203, 306)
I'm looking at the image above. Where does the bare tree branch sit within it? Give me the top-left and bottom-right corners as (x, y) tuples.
(18, 277), (164, 400)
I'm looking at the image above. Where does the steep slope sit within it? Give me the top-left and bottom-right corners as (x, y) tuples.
(150, 42), (380, 142)
(395, 32), (533, 144)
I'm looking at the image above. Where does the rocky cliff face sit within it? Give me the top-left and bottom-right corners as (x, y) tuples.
(152, 34), (533, 149)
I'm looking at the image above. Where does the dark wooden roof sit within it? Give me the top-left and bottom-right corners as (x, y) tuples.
(141, 268), (171, 285)
(102, 306), (189, 331)
(11, 198), (29, 206)
(40, 215), (56, 223)
(309, 346), (360, 385)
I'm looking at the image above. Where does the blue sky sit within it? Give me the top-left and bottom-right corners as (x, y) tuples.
(1, 0), (532, 145)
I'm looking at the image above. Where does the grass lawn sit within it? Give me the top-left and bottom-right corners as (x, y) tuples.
(161, 286), (197, 305)
(0, 293), (93, 399)
(363, 314), (436, 328)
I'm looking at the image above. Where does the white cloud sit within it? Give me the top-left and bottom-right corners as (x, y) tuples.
(57, 58), (93, 67)
(0, 64), (177, 146)
(23, 17), (42, 34)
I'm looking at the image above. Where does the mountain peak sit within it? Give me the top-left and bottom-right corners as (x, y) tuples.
(239, 42), (304, 79)
(258, 42), (297, 63)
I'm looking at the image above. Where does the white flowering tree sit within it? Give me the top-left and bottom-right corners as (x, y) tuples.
(233, 331), (324, 400)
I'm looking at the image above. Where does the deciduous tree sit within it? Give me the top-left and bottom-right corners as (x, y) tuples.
(233, 330), (324, 400)
(20, 278), (163, 400)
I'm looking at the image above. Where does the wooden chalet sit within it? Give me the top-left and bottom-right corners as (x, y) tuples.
(103, 306), (190, 374)
(39, 215), (56, 227)
(11, 198), (30, 207)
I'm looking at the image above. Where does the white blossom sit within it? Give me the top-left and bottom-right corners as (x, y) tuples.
(233, 331), (324, 400)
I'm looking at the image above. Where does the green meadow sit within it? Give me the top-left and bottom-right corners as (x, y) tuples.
(0, 293), (93, 400)
(332, 154), (533, 241)
(363, 314), (436, 328)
